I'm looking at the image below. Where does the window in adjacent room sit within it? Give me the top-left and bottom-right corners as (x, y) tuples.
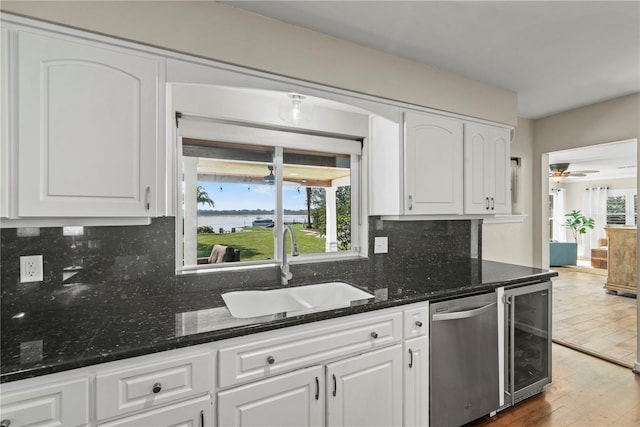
(606, 189), (637, 226)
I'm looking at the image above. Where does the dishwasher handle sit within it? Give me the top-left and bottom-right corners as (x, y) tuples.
(432, 302), (496, 321)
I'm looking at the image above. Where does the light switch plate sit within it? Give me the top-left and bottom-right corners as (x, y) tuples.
(374, 237), (388, 254)
(20, 255), (43, 283)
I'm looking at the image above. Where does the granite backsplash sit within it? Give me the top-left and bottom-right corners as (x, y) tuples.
(1, 217), (480, 313)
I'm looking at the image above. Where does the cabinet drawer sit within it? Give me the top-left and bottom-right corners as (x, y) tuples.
(98, 395), (211, 427)
(218, 311), (402, 388)
(0, 377), (89, 427)
(403, 304), (429, 339)
(96, 352), (210, 421)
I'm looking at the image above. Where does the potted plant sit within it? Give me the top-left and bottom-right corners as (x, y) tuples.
(563, 209), (595, 242)
(549, 210), (594, 266)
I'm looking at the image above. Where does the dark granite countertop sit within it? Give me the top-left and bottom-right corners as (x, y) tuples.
(1, 259), (557, 383)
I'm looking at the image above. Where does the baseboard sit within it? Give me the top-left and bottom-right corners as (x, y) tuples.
(553, 339), (634, 369)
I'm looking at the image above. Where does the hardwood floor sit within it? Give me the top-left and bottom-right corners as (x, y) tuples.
(552, 267), (637, 367)
(468, 344), (640, 426)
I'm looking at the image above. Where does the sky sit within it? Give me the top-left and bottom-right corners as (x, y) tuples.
(198, 181), (308, 211)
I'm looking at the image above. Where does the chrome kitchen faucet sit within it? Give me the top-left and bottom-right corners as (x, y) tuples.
(281, 224), (299, 285)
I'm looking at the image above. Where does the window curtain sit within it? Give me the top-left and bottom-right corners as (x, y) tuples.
(550, 188), (565, 241)
(582, 187), (608, 259)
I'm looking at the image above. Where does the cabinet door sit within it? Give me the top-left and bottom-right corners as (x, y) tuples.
(404, 337), (429, 427)
(463, 122), (490, 214)
(218, 365), (323, 427)
(326, 344), (403, 427)
(404, 112), (463, 215)
(98, 395), (211, 427)
(17, 30), (160, 217)
(489, 126), (511, 214)
(1, 27), (12, 218)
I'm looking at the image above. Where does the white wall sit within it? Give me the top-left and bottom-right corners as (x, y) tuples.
(563, 176), (637, 215)
(0, 0), (517, 126)
(532, 93), (640, 268)
(482, 117), (534, 266)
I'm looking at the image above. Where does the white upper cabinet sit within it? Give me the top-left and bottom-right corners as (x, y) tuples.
(15, 29), (164, 217)
(1, 27), (11, 218)
(404, 111), (463, 215)
(463, 123), (511, 215)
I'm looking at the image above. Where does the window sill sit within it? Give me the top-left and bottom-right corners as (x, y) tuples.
(176, 252), (366, 275)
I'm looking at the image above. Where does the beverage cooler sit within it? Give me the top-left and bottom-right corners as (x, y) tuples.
(502, 281), (552, 406)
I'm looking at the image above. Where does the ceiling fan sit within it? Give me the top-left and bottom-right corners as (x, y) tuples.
(263, 165), (275, 184)
(549, 163), (599, 181)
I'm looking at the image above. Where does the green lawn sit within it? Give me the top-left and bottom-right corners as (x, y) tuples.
(197, 223), (326, 261)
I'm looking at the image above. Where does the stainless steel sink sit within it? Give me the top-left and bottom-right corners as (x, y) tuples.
(222, 282), (374, 319)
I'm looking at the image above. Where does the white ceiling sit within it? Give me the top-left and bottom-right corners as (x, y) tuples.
(548, 139), (637, 183)
(223, 1), (640, 119)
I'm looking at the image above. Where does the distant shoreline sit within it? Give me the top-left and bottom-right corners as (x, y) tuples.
(198, 209), (308, 216)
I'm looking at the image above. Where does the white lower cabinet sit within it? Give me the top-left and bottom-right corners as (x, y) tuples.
(326, 344), (403, 427)
(98, 395), (212, 427)
(218, 365), (324, 427)
(0, 305), (430, 427)
(95, 352), (211, 421)
(0, 377), (89, 427)
(404, 337), (429, 427)
(217, 345), (404, 427)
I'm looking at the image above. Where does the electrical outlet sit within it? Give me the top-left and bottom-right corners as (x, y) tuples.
(374, 237), (389, 254)
(20, 255), (43, 283)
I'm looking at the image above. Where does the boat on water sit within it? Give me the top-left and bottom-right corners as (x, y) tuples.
(252, 218), (275, 227)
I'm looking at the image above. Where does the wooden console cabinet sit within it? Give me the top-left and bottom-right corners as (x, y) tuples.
(604, 226), (637, 295)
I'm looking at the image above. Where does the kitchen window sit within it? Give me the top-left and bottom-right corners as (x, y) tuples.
(175, 115), (364, 273)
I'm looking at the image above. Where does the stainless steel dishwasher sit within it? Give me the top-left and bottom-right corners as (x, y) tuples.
(430, 292), (499, 427)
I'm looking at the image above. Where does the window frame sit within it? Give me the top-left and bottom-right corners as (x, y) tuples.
(175, 115), (367, 274)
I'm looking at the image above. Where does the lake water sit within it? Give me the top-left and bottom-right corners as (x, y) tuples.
(198, 215), (309, 231)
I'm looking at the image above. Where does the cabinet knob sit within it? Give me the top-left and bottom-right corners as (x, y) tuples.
(370, 332), (378, 339)
(267, 355), (275, 365)
(1, 420), (10, 427)
(415, 320), (423, 327)
(152, 382), (162, 394)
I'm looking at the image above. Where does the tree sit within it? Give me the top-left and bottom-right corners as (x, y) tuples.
(197, 185), (214, 208)
(309, 186), (351, 250)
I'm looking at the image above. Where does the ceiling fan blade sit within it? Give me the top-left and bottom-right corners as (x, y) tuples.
(567, 173), (587, 177)
(568, 169), (599, 174)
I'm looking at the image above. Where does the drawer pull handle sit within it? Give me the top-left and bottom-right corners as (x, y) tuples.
(267, 355), (275, 365)
(370, 332), (378, 339)
(409, 349), (414, 368)
(415, 320), (423, 327)
(1, 420), (10, 427)
(152, 383), (162, 394)
(200, 409), (204, 427)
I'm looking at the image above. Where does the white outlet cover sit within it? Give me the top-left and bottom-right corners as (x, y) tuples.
(374, 237), (389, 254)
(20, 255), (43, 283)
